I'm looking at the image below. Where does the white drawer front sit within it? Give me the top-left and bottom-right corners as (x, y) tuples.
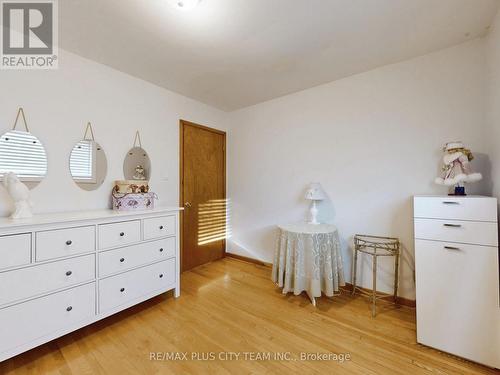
(99, 259), (175, 313)
(0, 233), (31, 271)
(0, 254), (95, 306)
(415, 240), (500, 367)
(143, 215), (176, 240)
(414, 196), (497, 222)
(414, 218), (498, 247)
(98, 220), (141, 249)
(36, 226), (95, 262)
(99, 237), (175, 277)
(0, 283), (96, 355)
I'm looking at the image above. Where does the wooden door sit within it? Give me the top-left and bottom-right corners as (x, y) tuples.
(180, 120), (226, 272)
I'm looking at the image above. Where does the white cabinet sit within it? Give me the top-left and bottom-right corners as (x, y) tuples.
(0, 207), (181, 362)
(414, 196), (500, 369)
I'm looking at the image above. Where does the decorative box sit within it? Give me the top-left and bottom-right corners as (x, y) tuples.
(114, 180), (149, 194)
(112, 192), (157, 211)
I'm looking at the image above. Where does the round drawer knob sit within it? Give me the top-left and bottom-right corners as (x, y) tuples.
(119, 232), (125, 237)
(159, 225), (164, 230)
(66, 270), (73, 276)
(66, 306), (73, 312)
(159, 248), (164, 252)
(159, 274), (164, 278)
(120, 288), (125, 293)
(120, 258), (125, 263)
(66, 240), (72, 246)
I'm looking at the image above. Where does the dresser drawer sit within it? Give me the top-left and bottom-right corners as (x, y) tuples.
(414, 196), (497, 222)
(36, 226), (95, 262)
(0, 283), (95, 355)
(143, 215), (176, 240)
(98, 220), (141, 249)
(415, 240), (500, 367)
(0, 233), (31, 271)
(99, 237), (175, 277)
(99, 259), (175, 313)
(0, 254), (95, 306)
(414, 218), (498, 247)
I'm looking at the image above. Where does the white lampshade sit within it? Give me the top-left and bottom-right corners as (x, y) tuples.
(305, 183), (326, 201)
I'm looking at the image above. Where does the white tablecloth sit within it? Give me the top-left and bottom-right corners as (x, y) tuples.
(272, 223), (345, 304)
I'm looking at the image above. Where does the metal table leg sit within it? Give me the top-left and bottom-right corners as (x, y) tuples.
(306, 289), (316, 306)
(352, 248), (358, 295)
(372, 254), (377, 318)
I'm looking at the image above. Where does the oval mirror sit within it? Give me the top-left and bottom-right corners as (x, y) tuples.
(69, 140), (108, 191)
(123, 146), (151, 180)
(0, 129), (48, 189)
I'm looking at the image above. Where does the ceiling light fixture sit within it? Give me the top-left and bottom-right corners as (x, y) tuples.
(169, 0), (201, 11)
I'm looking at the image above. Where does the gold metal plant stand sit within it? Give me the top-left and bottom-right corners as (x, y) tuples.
(351, 235), (400, 318)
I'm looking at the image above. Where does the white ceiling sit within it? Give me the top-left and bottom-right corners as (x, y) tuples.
(60, 0), (499, 111)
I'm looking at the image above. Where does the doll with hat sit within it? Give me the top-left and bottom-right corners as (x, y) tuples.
(435, 141), (482, 195)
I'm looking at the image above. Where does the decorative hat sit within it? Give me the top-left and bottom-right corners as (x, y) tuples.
(445, 141), (464, 151)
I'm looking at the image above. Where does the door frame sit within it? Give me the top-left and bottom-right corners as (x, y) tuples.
(179, 119), (227, 272)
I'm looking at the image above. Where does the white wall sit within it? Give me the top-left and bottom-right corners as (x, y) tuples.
(227, 39), (491, 300)
(0, 49), (227, 216)
(0, 33), (493, 301)
(486, 10), (500, 199)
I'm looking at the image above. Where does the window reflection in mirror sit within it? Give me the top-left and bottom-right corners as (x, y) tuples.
(69, 140), (107, 191)
(0, 130), (48, 189)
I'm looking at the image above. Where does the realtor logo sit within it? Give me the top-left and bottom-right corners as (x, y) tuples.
(1, 0), (58, 69)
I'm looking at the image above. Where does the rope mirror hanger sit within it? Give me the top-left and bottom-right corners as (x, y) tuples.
(83, 122), (95, 141)
(12, 107), (30, 133)
(130, 131), (147, 157)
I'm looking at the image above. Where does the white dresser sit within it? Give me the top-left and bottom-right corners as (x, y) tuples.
(0, 207), (181, 362)
(414, 196), (500, 368)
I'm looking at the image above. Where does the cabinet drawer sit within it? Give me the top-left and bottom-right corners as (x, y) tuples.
(36, 226), (95, 262)
(414, 218), (498, 247)
(414, 196), (497, 222)
(0, 233), (31, 271)
(99, 237), (175, 277)
(143, 215), (175, 240)
(0, 254), (95, 306)
(98, 220), (141, 249)
(415, 240), (500, 367)
(0, 283), (95, 355)
(99, 259), (175, 313)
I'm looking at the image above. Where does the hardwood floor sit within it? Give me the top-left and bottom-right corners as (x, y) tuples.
(1, 257), (497, 374)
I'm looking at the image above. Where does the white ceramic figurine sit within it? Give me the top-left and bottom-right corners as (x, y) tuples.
(3, 172), (33, 219)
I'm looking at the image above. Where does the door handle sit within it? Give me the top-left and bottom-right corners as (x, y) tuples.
(184, 202), (192, 208)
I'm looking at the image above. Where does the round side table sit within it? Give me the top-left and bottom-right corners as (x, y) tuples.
(272, 223), (345, 306)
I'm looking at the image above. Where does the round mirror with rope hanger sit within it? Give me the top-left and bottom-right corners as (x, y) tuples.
(0, 107), (48, 189)
(69, 122), (108, 191)
(123, 131), (151, 181)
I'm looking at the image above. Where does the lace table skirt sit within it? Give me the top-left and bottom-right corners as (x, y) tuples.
(272, 223), (345, 305)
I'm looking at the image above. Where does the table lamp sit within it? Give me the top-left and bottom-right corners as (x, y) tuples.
(305, 183), (326, 225)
